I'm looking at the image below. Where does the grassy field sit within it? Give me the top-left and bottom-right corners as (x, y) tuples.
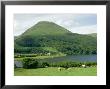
(14, 67), (97, 76)
(15, 54), (66, 61)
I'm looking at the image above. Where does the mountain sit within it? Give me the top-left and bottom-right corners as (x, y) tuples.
(14, 21), (97, 55)
(21, 21), (71, 36)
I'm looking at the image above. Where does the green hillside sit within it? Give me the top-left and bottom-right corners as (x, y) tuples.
(21, 21), (71, 36)
(87, 33), (97, 38)
(14, 21), (97, 55)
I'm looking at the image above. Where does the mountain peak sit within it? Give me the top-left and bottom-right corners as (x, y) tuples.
(22, 21), (71, 36)
(37, 21), (53, 24)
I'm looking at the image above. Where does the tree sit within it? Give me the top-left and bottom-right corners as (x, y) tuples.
(22, 58), (38, 69)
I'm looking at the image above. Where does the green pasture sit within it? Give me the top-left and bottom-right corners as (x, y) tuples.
(14, 67), (97, 76)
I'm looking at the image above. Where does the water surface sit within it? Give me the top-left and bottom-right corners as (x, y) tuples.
(14, 55), (97, 68)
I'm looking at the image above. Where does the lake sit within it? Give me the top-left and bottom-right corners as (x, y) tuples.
(14, 55), (97, 68)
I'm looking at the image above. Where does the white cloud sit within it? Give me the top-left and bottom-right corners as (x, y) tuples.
(14, 14), (97, 36)
(69, 25), (97, 34)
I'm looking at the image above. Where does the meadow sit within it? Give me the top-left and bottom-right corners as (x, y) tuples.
(14, 67), (97, 76)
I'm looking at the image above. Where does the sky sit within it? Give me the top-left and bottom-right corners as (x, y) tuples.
(14, 14), (97, 36)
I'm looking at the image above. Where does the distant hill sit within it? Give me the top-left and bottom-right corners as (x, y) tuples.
(87, 33), (97, 38)
(14, 21), (97, 55)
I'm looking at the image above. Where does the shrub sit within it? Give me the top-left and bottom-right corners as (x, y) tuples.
(14, 64), (17, 68)
(49, 61), (82, 68)
(22, 58), (97, 69)
(41, 62), (49, 68)
(49, 61), (96, 68)
(86, 62), (97, 67)
(22, 58), (38, 69)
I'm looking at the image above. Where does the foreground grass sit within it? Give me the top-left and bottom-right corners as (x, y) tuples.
(14, 67), (97, 76)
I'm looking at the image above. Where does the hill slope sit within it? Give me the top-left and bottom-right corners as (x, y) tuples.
(87, 33), (97, 38)
(14, 21), (97, 55)
(21, 21), (71, 36)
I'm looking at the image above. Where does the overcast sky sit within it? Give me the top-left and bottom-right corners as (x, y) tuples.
(14, 14), (97, 36)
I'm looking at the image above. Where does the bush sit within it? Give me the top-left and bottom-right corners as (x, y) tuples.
(49, 61), (82, 68)
(59, 61), (82, 68)
(49, 61), (96, 68)
(22, 58), (97, 69)
(41, 62), (49, 68)
(22, 58), (38, 69)
(86, 62), (97, 67)
(14, 64), (17, 68)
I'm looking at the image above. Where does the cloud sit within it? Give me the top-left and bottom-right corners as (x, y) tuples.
(14, 14), (97, 36)
(69, 25), (97, 34)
